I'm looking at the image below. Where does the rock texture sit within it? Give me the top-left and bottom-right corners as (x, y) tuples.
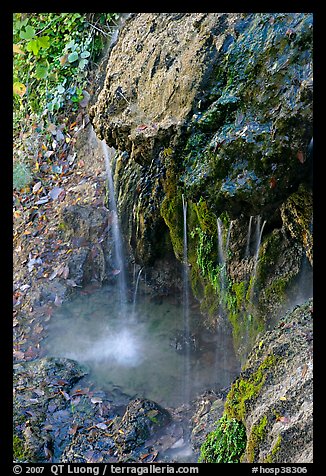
(224, 299), (313, 463)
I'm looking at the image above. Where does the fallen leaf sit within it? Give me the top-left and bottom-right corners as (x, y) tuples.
(54, 295), (63, 307)
(277, 416), (290, 423)
(62, 265), (69, 279)
(140, 452), (158, 462)
(49, 187), (64, 201)
(68, 423), (79, 435)
(269, 177), (277, 189)
(59, 54), (68, 66)
(60, 390), (71, 401)
(112, 269), (121, 276)
(91, 397), (103, 404)
(48, 270), (58, 281)
(56, 379), (69, 386)
(32, 181), (42, 193)
(297, 150), (305, 164)
(13, 44), (25, 55)
(13, 350), (25, 360)
(35, 197), (49, 205)
(279, 396), (287, 401)
(20, 284), (30, 291)
(301, 363), (308, 378)
(13, 82), (26, 97)
(66, 279), (79, 287)
(95, 422), (108, 430)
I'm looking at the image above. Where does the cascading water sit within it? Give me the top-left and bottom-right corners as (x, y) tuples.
(245, 215), (254, 257)
(215, 217), (233, 384)
(182, 194), (191, 403)
(131, 267), (143, 320)
(250, 215), (267, 301)
(101, 140), (128, 311)
(216, 217), (233, 299)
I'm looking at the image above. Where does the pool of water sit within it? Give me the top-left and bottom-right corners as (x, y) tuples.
(43, 285), (239, 407)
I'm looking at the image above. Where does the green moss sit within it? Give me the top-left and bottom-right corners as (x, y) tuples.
(160, 194), (183, 260)
(246, 415), (268, 463)
(13, 434), (29, 462)
(225, 354), (279, 422)
(199, 414), (247, 463)
(263, 434), (282, 463)
(281, 184), (313, 265)
(263, 277), (288, 301)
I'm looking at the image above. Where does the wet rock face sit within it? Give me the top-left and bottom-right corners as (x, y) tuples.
(89, 13), (239, 265)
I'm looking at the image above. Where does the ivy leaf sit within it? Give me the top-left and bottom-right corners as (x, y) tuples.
(19, 25), (35, 40)
(37, 35), (50, 49)
(26, 39), (40, 55)
(35, 63), (49, 79)
(78, 59), (88, 70)
(13, 82), (27, 97)
(68, 51), (79, 63)
(80, 50), (90, 59)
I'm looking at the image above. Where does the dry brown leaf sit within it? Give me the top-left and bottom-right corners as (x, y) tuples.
(301, 363), (308, 378)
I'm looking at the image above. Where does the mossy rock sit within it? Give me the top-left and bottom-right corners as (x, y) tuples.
(225, 354), (279, 422)
(280, 184), (313, 266)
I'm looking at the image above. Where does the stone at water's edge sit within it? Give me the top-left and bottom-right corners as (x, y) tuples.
(113, 398), (171, 455)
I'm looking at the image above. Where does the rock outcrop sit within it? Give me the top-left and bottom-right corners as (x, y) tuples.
(90, 12), (313, 360)
(196, 299), (313, 463)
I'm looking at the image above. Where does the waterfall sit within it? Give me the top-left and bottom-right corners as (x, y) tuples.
(101, 140), (128, 311)
(131, 267), (143, 320)
(182, 194), (191, 403)
(217, 217), (233, 296)
(245, 216), (253, 257)
(250, 216), (267, 300)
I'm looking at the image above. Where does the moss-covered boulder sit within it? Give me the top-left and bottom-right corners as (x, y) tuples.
(201, 299), (313, 463)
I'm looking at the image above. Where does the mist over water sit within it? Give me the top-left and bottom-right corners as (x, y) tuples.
(43, 285), (239, 407)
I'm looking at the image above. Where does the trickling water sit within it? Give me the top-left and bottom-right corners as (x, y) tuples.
(132, 267), (143, 320)
(182, 194), (191, 403)
(245, 215), (254, 257)
(250, 216), (267, 300)
(101, 140), (128, 310)
(217, 218), (225, 267)
(225, 220), (233, 258)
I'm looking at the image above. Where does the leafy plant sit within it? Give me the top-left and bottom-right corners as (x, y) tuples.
(13, 13), (119, 128)
(199, 414), (247, 463)
(13, 161), (33, 190)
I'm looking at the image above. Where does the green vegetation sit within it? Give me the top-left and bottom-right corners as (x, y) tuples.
(225, 354), (279, 422)
(199, 414), (247, 463)
(13, 13), (119, 191)
(246, 415), (268, 462)
(13, 434), (29, 462)
(263, 434), (282, 463)
(13, 13), (118, 123)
